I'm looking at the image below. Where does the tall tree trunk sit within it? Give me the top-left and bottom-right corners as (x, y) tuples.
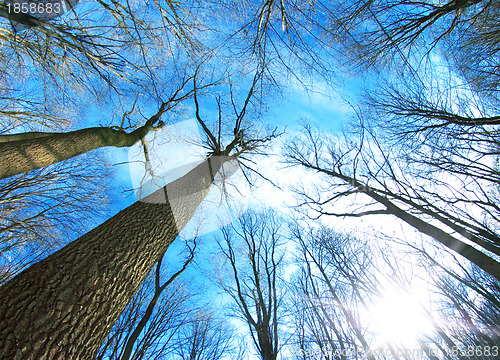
(309, 165), (500, 282)
(364, 189), (500, 282)
(0, 156), (226, 359)
(257, 331), (276, 360)
(0, 125), (155, 180)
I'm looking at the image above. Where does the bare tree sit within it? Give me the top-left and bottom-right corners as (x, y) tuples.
(325, 0), (493, 66)
(0, 70), (209, 283)
(0, 0), (214, 188)
(0, 0), (204, 91)
(401, 239), (500, 351)
(285, 123), (500, 282)
(216, 209), (286, 360)
(0, 71), (279, 358)
(0, 155), (220, 358)
(289, 226), (379, 360)
(444, 1), (500, 99)
(0, 153), (111, 284)
(0, 70), (211, 180)
(173, 309), (242, 360)
(288, 222), (500, 360)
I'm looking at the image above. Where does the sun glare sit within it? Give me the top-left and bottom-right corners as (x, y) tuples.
(368, 288), (433, 347)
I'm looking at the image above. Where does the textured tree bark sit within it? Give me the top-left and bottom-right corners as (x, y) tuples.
(120, 253), (192, 360)
(0, 156), (226, 359)
(0, 125), (154, 180)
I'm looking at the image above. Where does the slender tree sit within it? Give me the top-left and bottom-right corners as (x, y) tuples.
(290, 226), (378, 360)
(216, 210), (285, 360)
(173, 309), (241, 360)
(285, 124), (500, 282)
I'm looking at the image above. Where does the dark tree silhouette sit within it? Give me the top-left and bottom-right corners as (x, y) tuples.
(216, 210), (285, 360)
(285, 124), (500, 282)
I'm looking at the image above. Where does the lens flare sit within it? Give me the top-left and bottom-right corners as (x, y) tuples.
(368, 288), (433, 347)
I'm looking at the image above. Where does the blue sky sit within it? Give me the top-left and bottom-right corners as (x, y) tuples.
(2, 1), (498, 358)
(90, 73), (352, 359)
(106, 72), (350, 208)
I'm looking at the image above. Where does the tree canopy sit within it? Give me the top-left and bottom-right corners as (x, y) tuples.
(1, 0), (499, 358)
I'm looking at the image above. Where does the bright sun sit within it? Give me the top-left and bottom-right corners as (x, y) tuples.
(368, 288), (433, 347)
